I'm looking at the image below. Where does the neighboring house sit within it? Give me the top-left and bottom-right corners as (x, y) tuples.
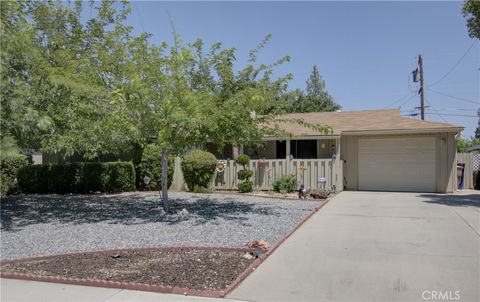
(233, 109), (462, 193)
(466, 144), (480, 153)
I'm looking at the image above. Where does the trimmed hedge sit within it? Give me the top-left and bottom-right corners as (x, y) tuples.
(181, 150), (217, 192)
(137, 144), (174, 191)
(17, 162), (135, 194)
(0, 155), (31, 196)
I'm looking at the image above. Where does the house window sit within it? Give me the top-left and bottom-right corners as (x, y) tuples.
(276, 141), (286, 159)
(291, 140), (317, 159)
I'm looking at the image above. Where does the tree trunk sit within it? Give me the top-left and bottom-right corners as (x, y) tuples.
(161, 149), (170, 212)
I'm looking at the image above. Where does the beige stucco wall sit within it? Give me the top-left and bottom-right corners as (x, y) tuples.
(340, 132), (457, 193)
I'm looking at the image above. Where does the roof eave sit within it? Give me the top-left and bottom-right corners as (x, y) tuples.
(341, 127), (464, 136)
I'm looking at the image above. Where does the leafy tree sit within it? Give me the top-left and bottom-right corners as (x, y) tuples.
(1, 2), (331, 212)
(1, 0), (133, 159)
(457, 137), (480, 152)
(285, 65), (341, 113)
(462, 0), (480, 39)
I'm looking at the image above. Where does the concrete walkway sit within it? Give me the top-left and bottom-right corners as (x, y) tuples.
(0, 278), (242, 302)
(228, 191), (480, 302)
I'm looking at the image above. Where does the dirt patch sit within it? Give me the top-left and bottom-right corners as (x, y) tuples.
(0, 248), (254, 292)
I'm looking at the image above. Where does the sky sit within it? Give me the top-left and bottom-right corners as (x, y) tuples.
(124, 1), (479, 137)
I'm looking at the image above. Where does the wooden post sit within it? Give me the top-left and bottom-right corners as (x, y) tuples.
(418, 55), (425, 120)
(286, 139), (291, 174)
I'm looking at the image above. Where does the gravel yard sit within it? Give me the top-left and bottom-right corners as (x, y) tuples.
(1, 192), (319, 260)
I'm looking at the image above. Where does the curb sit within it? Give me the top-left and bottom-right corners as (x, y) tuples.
(222, 195), (332, 296)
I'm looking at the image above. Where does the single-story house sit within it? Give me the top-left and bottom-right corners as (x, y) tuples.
(466, 144), (480, 153)
(232, 109), (462, 193)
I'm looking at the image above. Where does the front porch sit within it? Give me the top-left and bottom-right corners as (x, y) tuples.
(201, 137), (343, 192)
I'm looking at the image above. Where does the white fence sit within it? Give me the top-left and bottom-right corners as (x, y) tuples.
(171, 158), (343, 192)
(457, 153), (475, 189)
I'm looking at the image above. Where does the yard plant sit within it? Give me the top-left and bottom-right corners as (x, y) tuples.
(137, 144), (174, 191)
(236, 154), (254, 193)
(272, 174), (298, 193)
(181, 150), (217, 192)
(17, 162), (135, 194)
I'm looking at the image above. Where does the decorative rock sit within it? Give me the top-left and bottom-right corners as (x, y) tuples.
(308, 188), (330, 199)
(242, 252), (253, 260)
(246, 240), (270, 251)
(177, 208), (189, 216)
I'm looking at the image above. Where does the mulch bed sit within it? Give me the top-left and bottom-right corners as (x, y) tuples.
(0, 247), (254, 294)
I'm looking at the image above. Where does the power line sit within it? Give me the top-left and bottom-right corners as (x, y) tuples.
(382, 91), (416, 109)
(427, 42), (476, 87)
(425, 113), (477, 118)
(425, 100), (449, 123)
(427, 88), (479, 104)
(398, 94), (418, 109)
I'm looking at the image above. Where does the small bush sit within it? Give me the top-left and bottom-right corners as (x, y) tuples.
(17, 161), (135, 194)
(137, 144), (174, 191)
(235, 154), (250, 166)
(102, 162), (136, 193)
(272, 174), (298, 193)
(0, 155), (31, 196)
(181, 150), (217, 191)
(238, 181), (253, 193)
(235, 154), (253, 193)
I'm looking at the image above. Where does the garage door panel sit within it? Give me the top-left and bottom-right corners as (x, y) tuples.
(358, 137), (436, 192)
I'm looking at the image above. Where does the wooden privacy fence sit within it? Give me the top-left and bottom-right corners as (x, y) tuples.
(171, 157), (343, 192)
(457, 153), (475, 189)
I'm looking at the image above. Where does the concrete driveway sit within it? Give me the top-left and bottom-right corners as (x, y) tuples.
(228, 191), (480, 302)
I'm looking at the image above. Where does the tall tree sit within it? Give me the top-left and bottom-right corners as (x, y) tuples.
(1, 1), (331, 211)
(113, 34), (331, 211)
(462, 0), (480, 39)
(285, 65), (341, 113)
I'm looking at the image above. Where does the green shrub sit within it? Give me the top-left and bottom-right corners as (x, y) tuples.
(102, 162), (136, 193)
(238, 181), (253, 193)
(49, 163), (81, 193)
(235, 154), (253, 193)
(272, 174), (298, 193)
(137, 144), (174, 191)
(0, 155), (31, 196)
(79, 162), (103, 193)
(181, 150), (217, 191)
(235, 154), (250, 166)
(237, 169), (253, 180)
(17, 161), (135, 194)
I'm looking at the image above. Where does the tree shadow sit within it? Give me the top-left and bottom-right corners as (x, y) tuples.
(419, 193), (480, 208)
(0, 193), (280, 231)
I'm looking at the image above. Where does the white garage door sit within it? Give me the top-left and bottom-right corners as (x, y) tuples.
(358, 137), (436, 192)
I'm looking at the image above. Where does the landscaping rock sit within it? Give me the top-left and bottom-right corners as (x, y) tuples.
(308, 188), (330, 199)
(246, 240), (270, 251)
(177, 208), (189, 216)
(242, 252), (254, 260)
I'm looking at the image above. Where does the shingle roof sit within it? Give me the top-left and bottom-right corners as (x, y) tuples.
(272, 109), (463, 136)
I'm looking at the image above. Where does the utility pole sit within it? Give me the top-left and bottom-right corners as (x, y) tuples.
(418, 55), (425, 120)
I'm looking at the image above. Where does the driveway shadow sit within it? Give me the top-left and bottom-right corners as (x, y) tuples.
(0, 193), (276, 231)
(420, 193), (480, 208)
